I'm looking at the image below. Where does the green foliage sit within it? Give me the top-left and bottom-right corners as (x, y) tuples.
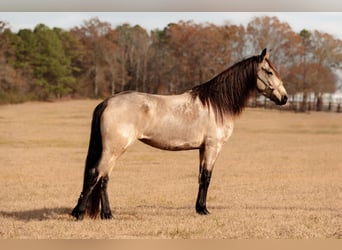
(1, 24), (78, 101)
(31, 24), (76, 99)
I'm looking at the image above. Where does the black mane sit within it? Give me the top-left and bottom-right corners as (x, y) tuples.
(190, 55), (261, 121)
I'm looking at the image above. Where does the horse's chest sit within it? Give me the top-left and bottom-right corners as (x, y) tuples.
(212, 121), (234, 143)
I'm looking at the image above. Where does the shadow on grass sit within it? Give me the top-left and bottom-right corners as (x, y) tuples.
(0, 207), (72, 221)
(117, 204), (341, 218)
(1, 204), (339, 222)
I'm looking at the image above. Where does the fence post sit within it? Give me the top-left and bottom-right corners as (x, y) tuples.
(328, 102), (332, 112)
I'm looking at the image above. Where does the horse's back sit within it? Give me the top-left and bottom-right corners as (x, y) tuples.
(105, 91), (195, 118)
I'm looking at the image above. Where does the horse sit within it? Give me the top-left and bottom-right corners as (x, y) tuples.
(71, 48), (288, 220)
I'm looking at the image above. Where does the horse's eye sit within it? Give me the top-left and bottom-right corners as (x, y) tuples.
(263, 68), (273, 75)
(262, 67), (273, 76)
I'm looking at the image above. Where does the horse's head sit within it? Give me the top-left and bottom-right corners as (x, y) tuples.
(256, 48), (288, 105)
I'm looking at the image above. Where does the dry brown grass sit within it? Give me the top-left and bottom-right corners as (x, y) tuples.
(0, 100), (341, 239)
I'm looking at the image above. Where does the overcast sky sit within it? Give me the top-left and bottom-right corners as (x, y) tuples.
(1, 12), (342, 40)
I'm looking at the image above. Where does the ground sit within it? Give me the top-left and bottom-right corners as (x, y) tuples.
(0, 100), (341, 239)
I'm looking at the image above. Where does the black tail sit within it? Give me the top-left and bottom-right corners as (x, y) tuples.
(82, 99), (109, 219)
(87, 180), (102, 219)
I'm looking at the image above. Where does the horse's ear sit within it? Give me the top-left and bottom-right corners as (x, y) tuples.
(259, 48), (271, 62)
(260, 48), (267, 61)
(266, 49), (271, 59)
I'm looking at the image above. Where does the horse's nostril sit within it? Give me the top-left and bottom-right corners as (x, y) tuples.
(282, 95), (288, 104)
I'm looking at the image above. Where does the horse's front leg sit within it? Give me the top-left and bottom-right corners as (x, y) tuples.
(195, 144), (221, 215)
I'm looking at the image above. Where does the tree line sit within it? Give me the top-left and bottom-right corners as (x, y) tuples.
(1, 16), (341, 111)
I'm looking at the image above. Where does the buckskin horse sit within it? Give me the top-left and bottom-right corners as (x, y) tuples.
(71, 48), (288, 220)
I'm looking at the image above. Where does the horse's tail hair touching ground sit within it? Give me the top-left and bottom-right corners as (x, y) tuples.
(82, 99), (108, 219)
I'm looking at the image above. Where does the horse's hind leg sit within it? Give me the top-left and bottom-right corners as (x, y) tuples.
(91, 151), (117, 220)
(96, 137), (135, 219)
(100, 175), (113, 219)
(72, 153), (115, 220)
(72, 168), (100, 220)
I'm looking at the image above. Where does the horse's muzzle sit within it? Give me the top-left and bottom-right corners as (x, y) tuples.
(272, 94), (288, 106)
(280, 95), (288, 105)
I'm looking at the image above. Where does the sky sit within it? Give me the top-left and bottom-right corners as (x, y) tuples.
(1, 12), (342, 40)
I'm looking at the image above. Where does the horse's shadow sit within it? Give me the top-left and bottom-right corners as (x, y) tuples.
(0, 205), (199, 221)
(1, 205), (336, 222)
(0, 207), (71, 221)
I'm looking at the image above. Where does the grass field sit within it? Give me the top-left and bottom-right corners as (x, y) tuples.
(0, 100), (341, 239)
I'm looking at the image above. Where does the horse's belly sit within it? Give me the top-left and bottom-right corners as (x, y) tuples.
(139, 127), (203, 151)
(139, 137), (201, 151)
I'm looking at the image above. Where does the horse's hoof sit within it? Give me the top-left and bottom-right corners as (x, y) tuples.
(71, 208), (85, 221)
(196, 206), (210, 215)
(101, 212), (113, 220)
